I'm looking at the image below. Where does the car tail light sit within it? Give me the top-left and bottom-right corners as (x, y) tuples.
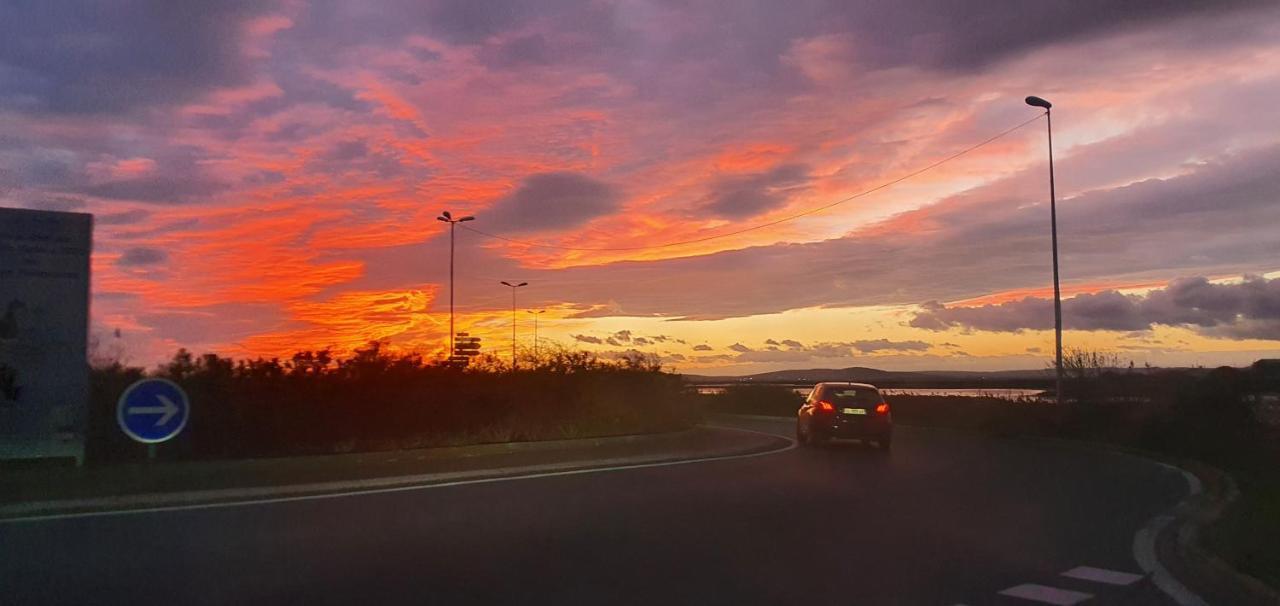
(875, 402), (890, 414)
(816, 400), (835, 413)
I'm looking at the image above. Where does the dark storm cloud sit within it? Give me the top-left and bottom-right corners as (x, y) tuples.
(309, 139), (408, 179)
(730, 341), (859, 363)
(136, 302), (283, 347)
(79, 173), (230, 204)
(270, 73), (373, 116)
(807, 342), (855, 357)
(325, 140), (370, 162)
(821, 0), (1270, 72)
(117, 247), (168, 267)
(7, 144), (233, 205)
(701, 164), (811, 219)
(113, 218), (202, 241)
(911, 276), (1280, 340)
(728, 339), (928, 364)
(96, 209), (152, 225)
(423, 0), (577, 43)
(482, 172), (621, 234)
(0, 1), (277, 114)
(851, 339), (930, 353)
(22, 196), (86, 212)
(285, 0), (617, 59)
(479, 33), (556, 69)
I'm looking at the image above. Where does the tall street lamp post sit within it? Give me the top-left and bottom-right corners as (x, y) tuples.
(500, 281), (527, 369)
(436, 211), (474, 361)
(528, 310), (545, 359)
(1025, 95), (1063, 404)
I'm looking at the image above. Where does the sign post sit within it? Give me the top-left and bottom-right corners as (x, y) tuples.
(117, 378), (190, 453)
(0, 208), (92, 465)
(449, 332), (482, 368)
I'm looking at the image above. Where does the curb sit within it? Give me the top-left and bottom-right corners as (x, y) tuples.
(1007, 434), (1278, 605)
(1162, 463), (1280, 606)
(0, 425), (792, 523)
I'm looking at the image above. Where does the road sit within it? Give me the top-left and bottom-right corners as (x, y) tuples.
(0, 416), (1192, 605)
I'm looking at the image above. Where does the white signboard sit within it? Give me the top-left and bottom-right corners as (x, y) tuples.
(0, 208), (92, 464)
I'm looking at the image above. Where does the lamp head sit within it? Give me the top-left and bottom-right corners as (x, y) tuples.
(1025, 95), (1052, 110)
(442, 210), (452, 219)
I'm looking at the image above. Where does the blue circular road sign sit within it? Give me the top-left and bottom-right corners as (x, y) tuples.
(117, 378), (190, 444)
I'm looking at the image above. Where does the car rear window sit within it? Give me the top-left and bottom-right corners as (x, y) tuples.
(823, 387), (881, 405)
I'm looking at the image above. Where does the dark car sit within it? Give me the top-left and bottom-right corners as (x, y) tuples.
(796, 382), (892, 450)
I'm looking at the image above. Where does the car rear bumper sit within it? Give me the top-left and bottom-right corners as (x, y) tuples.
(815, 417), (891, 440)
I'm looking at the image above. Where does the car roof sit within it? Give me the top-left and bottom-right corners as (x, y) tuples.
(815, 382), (878, 389)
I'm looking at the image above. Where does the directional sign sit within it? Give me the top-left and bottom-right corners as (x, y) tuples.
(116, 378), (190, 444)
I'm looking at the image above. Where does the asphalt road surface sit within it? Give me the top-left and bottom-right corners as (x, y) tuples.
(1, 416), (1192, 605)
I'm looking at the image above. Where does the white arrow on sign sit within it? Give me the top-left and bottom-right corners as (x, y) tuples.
(127, 394), (180, 426)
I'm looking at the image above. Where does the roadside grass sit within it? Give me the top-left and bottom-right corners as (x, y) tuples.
(700, 384), (803, 417)
(1205, 472), (1280, 588)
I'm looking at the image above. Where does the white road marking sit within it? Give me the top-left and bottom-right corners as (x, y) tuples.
(1134, 515), (1209, 606)
(0, 425), (795, 524)
(1061, 565), (1143, 586)
(997, 583), (1092, 605)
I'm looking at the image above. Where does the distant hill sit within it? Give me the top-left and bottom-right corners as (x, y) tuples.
(680, 365), (1208, 387)
(681, 366), (1050, 385)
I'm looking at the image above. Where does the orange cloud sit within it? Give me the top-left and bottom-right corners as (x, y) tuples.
(237, 287), (441, 358)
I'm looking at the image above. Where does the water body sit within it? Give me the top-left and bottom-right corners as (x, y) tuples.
(696, 386), (1045, 400)
(879, 388), (1045, 399)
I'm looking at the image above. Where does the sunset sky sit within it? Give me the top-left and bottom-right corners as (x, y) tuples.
(3, 1), (1280, 374)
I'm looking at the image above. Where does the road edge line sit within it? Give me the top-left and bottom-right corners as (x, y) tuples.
(0, 425), (795, 524)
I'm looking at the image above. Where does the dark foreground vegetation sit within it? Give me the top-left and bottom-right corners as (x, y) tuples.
(702, 358), (1280, 586)
(89, 342), (696, 464)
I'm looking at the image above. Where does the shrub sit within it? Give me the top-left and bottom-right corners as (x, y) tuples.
(86, 342), (697, 464)
(700, 384), (804, 417)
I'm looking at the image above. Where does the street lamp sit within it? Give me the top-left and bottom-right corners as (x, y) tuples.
(500, 281), (528, 369)
(528, 310), (546, 359)
(437, 210), (474, 361)
(1025, 95), (1063, 404)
